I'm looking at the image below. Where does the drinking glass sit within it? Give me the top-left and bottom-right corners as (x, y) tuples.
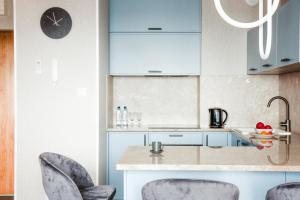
(128, 112), (136, 127)
(136, 112), (142, 127)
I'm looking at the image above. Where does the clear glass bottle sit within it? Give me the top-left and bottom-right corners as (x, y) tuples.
(116, 106), (122, 128)
(122, 106), (128, 127)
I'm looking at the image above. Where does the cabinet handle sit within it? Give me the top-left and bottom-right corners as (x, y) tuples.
(241, 142), (248, 146)
(249, 68), (257, 71)
(206, 135), (208, 146)
(148, 70), (163, 74)
(281, 58), (292, 62)
(144, 134), (146, 146)
(148, 27), (162, 31)
(262, 64), (272, 67)
(169, 134), (183, 137)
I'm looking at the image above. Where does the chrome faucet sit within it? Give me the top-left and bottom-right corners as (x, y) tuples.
(267, 96), (291, 132)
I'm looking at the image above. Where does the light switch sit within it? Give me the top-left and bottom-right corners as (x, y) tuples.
(77, 88), (88, 97)
(0, 0), (5, 16)
(35, 60), (42, 74)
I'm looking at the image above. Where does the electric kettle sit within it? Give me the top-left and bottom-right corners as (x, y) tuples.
(209, 108), (228, 128)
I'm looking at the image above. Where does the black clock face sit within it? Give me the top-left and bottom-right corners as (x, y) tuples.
(40, 7), (72, 39)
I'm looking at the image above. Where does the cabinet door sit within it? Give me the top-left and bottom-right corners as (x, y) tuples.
(261, 14), (278, 71)
(108, 132), (146, 200)
(206, 132), (228, 147)
(277, 0), (300, 67)
(109, 0), (201, 33)
(230, 133), (253, 147)
(110, 33), (201, 75)
(247, 27), (261, 74)
(149, 132), (203, 146)
(286, 172), (300, 183)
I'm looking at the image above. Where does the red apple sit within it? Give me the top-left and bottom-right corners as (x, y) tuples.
(265, 125), (272, 129)
(256, 146), (264, 150)
(256, 122), (265, 129)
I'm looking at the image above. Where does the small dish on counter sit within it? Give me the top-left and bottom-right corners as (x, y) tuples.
(150, 150), (164, 154)
(256, 128), (273, 134)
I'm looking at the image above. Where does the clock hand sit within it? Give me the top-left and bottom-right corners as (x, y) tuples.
(56, 18), (64, 26)
(46, 15), (56, 23)
(56, 18), (63, 23)
(52, 12), (59, 26)
(52, 12), (57, 22)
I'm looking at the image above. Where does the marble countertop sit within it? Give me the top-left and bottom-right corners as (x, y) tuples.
(117, 132), (298, 172)
(107, 125), (232, 132)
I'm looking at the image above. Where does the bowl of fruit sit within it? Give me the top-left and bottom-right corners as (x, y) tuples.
(255, 122), (273, 138)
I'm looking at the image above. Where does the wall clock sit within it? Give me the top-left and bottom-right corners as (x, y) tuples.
(40, 7), (72, 39)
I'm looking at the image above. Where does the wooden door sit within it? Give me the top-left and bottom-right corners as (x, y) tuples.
(0, 31), (14, 195)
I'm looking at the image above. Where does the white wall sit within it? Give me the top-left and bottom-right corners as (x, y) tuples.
(0, 0), (13, 30)
(202, 0), (257, 75)
(15, 0), (103, 199)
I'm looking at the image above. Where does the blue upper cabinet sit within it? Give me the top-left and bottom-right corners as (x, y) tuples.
(247, 14), (277, 74)
(109, 0), (201, 33)
(247, 27), (261, 74)
(261, 15), (278, 72)
(110, 33), (201, 75)
(247, 0), (300, 74)
(277, 0), (300, 67)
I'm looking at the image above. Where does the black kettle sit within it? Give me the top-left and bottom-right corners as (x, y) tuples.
(209, 108), (228, 128)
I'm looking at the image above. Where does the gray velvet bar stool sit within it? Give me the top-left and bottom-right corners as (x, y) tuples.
(266, 182), (300, 200)
(39, 152), (116, 200)
(142, 179), (239, 200)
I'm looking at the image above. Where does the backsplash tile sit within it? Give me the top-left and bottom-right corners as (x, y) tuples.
(200, 75), (280, 128)
(112, 77), (199, 126)
(111, 75), (280, 128)
(279, 71), (300, 134)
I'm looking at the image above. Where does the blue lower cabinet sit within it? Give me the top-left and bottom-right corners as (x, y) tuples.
(205, 132), (228, 147)
(123, 171), (286, 200)
(108, 132), (147, 200)
(149, 132), (203, 146)
(230, 132), (253, 147)
(286, 172), (300, 183)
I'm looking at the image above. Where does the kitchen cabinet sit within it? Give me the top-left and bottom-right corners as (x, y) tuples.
(261, 16), (278, 71)
(108, 132), (147, 200)
(149, 132), (203, 146)
(231, 133), (253, 147)
(247, 27), (261, 74)
(109, 33), (201, 76)
(247, 14), (277, 74)
(277, 0), (300, 67)
(247, 0), (300, 74)
(205, 132), (228, 147)
(285, 172), (300, 182)
(109, 0), (201, 33)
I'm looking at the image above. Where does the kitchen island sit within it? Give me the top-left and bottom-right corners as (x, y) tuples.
(116, 133), (300, 200)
